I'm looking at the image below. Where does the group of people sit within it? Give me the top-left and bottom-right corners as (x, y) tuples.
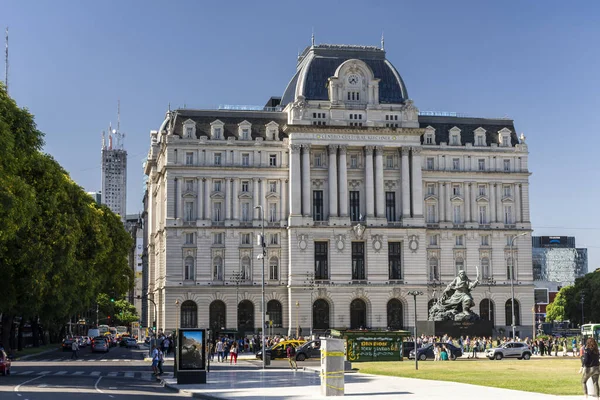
(208, 335), (306, 365)
(150, 333), (174, 376)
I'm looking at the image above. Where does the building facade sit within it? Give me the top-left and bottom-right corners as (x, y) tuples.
(144, 44), (534, 338)
(101, 130), (127, 222)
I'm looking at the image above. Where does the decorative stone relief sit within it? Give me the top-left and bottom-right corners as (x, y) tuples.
(353, 287), (366, 298)
(352, 223), (365, 240)
(335, 234), (345, 252)
(298, 234), (308, 251)
(349, 180), (361, 189)
(392, 287), (402, 298)
(384, 180), (397, 190)
(408, 235), (419, 253)
(318, 288), (327, 297)
(313, 179), (324, 189)
(372, 234), (383, 252)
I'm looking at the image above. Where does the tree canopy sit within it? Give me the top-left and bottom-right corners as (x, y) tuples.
(545, 270), (600, 325)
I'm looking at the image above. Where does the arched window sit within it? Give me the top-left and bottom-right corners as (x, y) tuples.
(387, 299), (403, 330)
(429, 257), (439, 281)
(209, 300), (226, 332)
(350, 299), (367, 329)
(238, 300), (254, 333)
(505, 299), (521, 327)
(184, 256), (195, 281)
(455, 257), (464, 274)
(313, 299), (330, 330)
(481, 257), (490, 279)
(267, 300), (282, 328)
(213, 256), (223, 281)
(180, 300), (198, 328)
(480, 299), (495, 324)
(269, 257), (279, 280)
(240, 256), (251, 281)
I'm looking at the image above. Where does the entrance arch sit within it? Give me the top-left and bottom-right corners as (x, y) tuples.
(387, 299), (403, 330)
(180, 300), (198, 328)
(238, 300), (255, 334)
(209, 300), (226, 332)
(350, 299), (367, 329)
(313, 299), (330, 330)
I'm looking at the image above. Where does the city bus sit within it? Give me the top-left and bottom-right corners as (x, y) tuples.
(98, 325), (110, 335)
(116, 326), (128, 338)
(581, 324), (600, 342)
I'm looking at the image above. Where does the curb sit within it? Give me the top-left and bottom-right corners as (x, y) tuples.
(162, 380), (222, 400)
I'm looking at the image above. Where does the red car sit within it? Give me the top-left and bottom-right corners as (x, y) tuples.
(0, 350), (11, 376)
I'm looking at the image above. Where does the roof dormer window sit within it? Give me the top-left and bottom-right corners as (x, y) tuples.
(474, 127), (487, 146)
(237, 121), (252, 141)
(210, 120), (224, 140)
(498, 128), (512, 147)
(424, 126), (436, 145)
(265, 121), (279, 141)
(182, 119), (196, 139)
(449, 127), (461, 146)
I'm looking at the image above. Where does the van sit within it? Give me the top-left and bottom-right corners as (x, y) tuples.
(87, 329), (100, 339)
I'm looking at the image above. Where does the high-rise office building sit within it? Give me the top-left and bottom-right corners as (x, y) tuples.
(101, 127), (127, 222)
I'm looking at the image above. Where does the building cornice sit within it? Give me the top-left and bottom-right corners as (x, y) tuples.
(283, 124), (425, 136)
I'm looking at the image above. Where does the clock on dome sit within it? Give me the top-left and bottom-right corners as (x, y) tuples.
(347, 74), (360, 85)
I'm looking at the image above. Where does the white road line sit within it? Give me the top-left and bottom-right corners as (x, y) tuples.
(15, 375), (44, 392)
(111, 359), (119, 362)
(107, 372), (118, 377)
(101, 359), (108, 362)
(124, 372), (134, 378)
(94, 376), (104, 394)
(90, 371), (101, 376)
(55, 371), (68, 375)
(73, 371), (84, 375)
(17, 371), (33, 375)
(39, 371), (51, 375)
(109, 387), (117, 390)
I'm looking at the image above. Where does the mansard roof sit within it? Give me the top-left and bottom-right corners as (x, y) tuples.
(419, 116), (519, 146)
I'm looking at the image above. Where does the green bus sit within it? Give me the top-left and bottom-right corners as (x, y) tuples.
(581, 324), (600, 342)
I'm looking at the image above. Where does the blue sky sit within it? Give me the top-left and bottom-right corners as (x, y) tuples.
(3, 1), (599, 271)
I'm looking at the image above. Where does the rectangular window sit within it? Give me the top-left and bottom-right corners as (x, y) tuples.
(385, 192), (396, 222)
(426, 134), (433, 144)
(184, 261), (194, 281)
(426, 157), (434, 170)
(213, 202), (222, 221)
(349, 191), (360, 222)
(429, 235), (438, 246)
(426, 204), (436, 223)
(503, 159), (510, 172)
(452, 158), (460, 170)
(478, 159), (485, 171)
(350, 155), (358, 168)
(386, 155), (394, 168)
(185, 179), (194, 192)
(241, 181), (249, 192)
(479, 206), (487, 224)
(314, 153), (322, 167)
(185, 233), (194, 244)
(213, 180), (222, 192)
(314, 242), (329, 280)
(269, 203), (277, 222)
(504, 205), (512, 224)
(503, 185), (512, 197)
(269, 181), (277, 193)
(241, 203), (250, 221)
(241, 233), (251, 245)
(351, 242), (365, 280)
(184, 201), (194, 221)
(452, 185), (461, 196)
(478, 185), (486, 196)
(242, 153), (250, 166)
(427, 184), (435, 195)
(269, 154), (277, 166)
(269, 261), (278, 281)
(270, 233), (278, 245)
(481, 234), (490, 246)
(185, 152), (194, 165)
(213, 128), (222, 139)
(213, 233), (223, 245)
(242, 128), (250, 140)
(453, 205), (462, 224)
(477, 135), (485, 146)
(186, 127), (193, 138)
(455, 235), (464, 246)
(451, 135), (459, 145)
(388, 242), (402, 280)
(313, 190), (324, 221)
(214, 153), (221, 166)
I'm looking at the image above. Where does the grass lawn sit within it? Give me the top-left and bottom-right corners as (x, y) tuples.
(356, 357), (582, 395)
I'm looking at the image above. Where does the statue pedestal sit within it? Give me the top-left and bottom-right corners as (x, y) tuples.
(417, 320), (493, 338)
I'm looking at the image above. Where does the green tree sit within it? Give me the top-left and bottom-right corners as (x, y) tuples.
(545, 287), (570, 322)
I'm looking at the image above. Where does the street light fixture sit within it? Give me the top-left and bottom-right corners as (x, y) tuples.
(229, 270), (242, 327)
(304, 271), (315, 337)
(407, 290), (423, 370)
(509, 232), (527, 339)
(295, 301), (300, 338)
(485, 277), (496, 324)
(137, 294), (158, 357)
(580, 292), (585, 326)
(175, 299), (180, 330)
(254, 205), (267, 369)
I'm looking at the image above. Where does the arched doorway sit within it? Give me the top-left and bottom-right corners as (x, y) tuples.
(180, 300), (198, 328)
(267, 300), (282, 328)
(209, 300), (226, 333)
(313, 299), (330, 330)
(387, 299), (403, 330)
(480, 299), (495, 324)
(505, 299), (521, 327)
(238, 300), (255, 334)
(350, 299), (367, 329)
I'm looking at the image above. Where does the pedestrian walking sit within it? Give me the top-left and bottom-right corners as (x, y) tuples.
(580, 337), (599, 399)
(216, 340), (224, 362)
(151, 345), (160, 375)
(287, 344), (298, 371)
(157, 347), (164, 375)
(71, 339), (79, 360)
(230, 342), (238, 364)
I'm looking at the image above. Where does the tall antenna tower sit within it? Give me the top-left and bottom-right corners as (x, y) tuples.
(4, 27), (8, 93)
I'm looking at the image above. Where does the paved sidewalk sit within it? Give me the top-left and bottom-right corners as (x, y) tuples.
(162, 360), (585, 400)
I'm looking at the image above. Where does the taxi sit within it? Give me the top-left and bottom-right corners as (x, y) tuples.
(256, 339), (306, 360)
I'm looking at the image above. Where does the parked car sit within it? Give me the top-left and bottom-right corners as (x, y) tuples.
(91, 336), (110, 353)
(409, 342), (463, 361)
(485, 342), (532, 360)
(402, 341), (415, 358)
(62, 337), (75, 351)
(295, 340), (321, 361)
(256, 340), (306, 360)
(0, 350), (11, 376)
(122, 338), (139, 349)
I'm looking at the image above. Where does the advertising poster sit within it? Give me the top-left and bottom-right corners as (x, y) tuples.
(178, 329), (206, 370)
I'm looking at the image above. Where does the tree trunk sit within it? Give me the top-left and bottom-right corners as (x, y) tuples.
(32, 317), (39, 347)
(17, 317), (24, 351)
(0, 315), (13, 354)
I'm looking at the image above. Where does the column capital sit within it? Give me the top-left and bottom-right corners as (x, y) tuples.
(365, 145), (374, 155)
(339, 145), (348, 155)
(411, 146), (422, 155)
(401, 147), (410, 156)
(328, 145), (339, 154)
(375, 146), (384, 156)
(290, 144), (302, 154)
(301, 143), (311, 150)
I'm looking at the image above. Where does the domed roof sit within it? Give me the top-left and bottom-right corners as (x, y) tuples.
(281, 44), (408, 107)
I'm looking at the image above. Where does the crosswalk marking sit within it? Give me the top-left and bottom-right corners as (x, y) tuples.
(10, 370), (172, 380)
(55, 371), (68, 375)
(124, 372), (134, 378)
(19, 371), (33, 375)
(107, 372), (118, 377)
(91, 371), (101, 376)
(73, 371), (84, 375)
(40, 371), (51, 375)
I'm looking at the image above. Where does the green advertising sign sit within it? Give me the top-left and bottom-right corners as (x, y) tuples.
(344, 331), (409, 362)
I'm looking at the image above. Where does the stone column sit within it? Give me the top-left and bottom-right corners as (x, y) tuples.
(365, 146), (375, 218)
(253, 178), (260, 219)
(289, 144), (302, 216)
(301, 144), (311, 217)
(496, 183), (502, 223)
(464, 182), (471, 222)
(438, 182), (445, 222)
(490, 183), (497, 223)
(232, 179), (239, 220)
(197, 177), (203, 220)
(338, 145), (348, 217)
(225, 178), (232, 220)
(204, 178), (211, 220)
(471, 182), (477, 223)
(411, 147), (423, 217)
(521, 182), (531, 222)
(262, 179), (268, 219)
(446, 181), (452, 222)
(375, 146), (385, 218)
(515, 183), (522, 223)
(401, 148), (411, 219)
(280, 178), (286, 222)
(176, 177), (182, 219)
(328, 145), (339, 218)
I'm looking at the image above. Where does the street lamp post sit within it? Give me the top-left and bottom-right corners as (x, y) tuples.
(580, 292), (585, 326)
(509, 232), (527, 339)
(229, 270), (242, 328)
(138, 294), (158, 357)
(175, 299), (180, 330)
(254, 205), (267, 370)
(295, 301), (300, 338)
(304, 271), (315, 337)
(407, 290), (423, 370)
(485, 277), (496, 324)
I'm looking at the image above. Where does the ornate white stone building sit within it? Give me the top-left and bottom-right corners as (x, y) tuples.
(144, 44), (534, 338)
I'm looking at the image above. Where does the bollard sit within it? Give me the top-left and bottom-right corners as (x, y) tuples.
(320, 338), (345, 396)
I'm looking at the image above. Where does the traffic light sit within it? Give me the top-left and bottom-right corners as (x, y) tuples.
(152, 321), (156, 331)
(107, 315), (111, 321)
(110, 297), (115, 302)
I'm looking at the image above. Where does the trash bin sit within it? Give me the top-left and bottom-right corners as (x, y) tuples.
(265, 353), (271, 366)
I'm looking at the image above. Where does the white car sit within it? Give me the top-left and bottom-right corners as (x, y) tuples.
(485, 342), (532, 360)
